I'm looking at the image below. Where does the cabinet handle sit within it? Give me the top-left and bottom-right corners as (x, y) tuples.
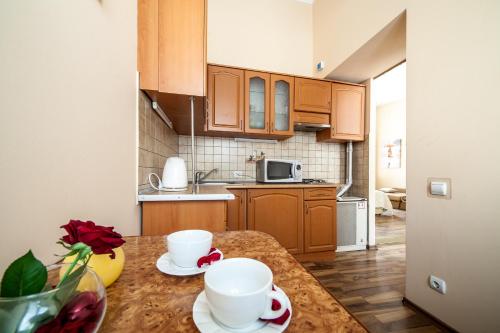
(240, 197), (243, 205)
(305, 204), (309, 214)
(240, 119), (243, 129)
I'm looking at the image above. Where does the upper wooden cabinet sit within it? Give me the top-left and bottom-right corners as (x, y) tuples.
(247, 189), (304, 254)
(317, 83), (366, 142)
(138, 0), (158, 90)
(207, 66), (244, 132)
(270, 75), (294, 136)
(245, 71), (271, 134)
(304, 200), (337, 253)
(294, 78), (332, 114)
(138, 0), (206, 96)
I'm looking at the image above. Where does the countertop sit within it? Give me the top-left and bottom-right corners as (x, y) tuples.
(138, 181), (339, 202)
(138, 185), (234, 201)
(101, 231), (367, 333)
(226, 181), (339, 189)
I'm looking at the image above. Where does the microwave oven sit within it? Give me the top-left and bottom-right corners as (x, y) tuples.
(256, 159), (302, 183)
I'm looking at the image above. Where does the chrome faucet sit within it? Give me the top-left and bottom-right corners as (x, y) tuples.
(195, 168), (218, 184)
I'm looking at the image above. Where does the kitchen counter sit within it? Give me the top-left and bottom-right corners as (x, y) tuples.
(138, 185), (234, 201)
(138, 182), (339, 202)
(101, 231), (367, 333)
(226, 181), (339, 189)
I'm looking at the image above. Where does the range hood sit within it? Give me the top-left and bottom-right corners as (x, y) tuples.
(293, 111), (331, 132)
(294, 122), (331, 132)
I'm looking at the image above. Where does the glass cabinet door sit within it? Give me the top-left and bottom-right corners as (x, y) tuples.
(271, 74), (294, 136)
(245, 71), (270, 134)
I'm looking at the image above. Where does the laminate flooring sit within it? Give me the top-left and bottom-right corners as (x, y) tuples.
(298, 211), (454, 332)
(376, 209), (406, 245)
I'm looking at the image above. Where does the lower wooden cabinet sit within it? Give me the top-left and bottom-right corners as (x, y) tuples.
(247, 189), (304, 254)
(226, 189), (246, 231)
(225, 187), (337, 255)
(142, 201), (226, 235)
(304, 200), (337, 253)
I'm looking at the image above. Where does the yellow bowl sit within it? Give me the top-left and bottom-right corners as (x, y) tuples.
(63, 247), (125, 288)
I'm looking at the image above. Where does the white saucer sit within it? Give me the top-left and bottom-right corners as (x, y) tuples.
(193, 286), (292, 333)
(156, 252), (223, 276)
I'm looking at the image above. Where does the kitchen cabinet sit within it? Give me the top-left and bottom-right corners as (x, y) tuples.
(245, 71), (271, 135)
(226, 189), (246, 231)
(207, 65), (244, 133)
(138, 0), (158, 90)
(247, 189), (304, 254)
(142, 201), (226, 235)
(294, 78), (332, 114)
(317, 83), (366, 142)
(270, 74), (294, 136)
(138, 0), (206, 96)
(304, 200), (337, 253)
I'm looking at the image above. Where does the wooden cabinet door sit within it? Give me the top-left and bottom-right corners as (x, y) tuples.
(158, 0), (206, 96)
(247, 189), (303, 254)
(138, 0), (159, 91)
(207, 66), (244, 132)
(270, 74), (294, 136)
(331, 83), (365, 140)
(142, 201), (226, 236)
(294, 78), (332, 114)
(245, 71), (270, 134)
(227, 189), (246, 231)
(304, 200), (337, 253)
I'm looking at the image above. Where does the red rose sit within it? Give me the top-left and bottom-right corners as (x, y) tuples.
(36, 291), (105, 333)
(60, 220), (125, 259)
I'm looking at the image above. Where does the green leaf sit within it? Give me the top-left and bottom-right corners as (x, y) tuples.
(0, 250), (48, 297)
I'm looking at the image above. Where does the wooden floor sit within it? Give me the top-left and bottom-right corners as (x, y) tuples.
(298, 211), (453, 333)
(376, 210), (406, 245)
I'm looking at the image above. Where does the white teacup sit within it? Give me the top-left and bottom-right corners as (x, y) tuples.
(204, 258), (287, 329)
(166, 230), (212, 268)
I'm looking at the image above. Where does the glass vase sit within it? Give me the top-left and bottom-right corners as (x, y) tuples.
(0, 264), (106, 333)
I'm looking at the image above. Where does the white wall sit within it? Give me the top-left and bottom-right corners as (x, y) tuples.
(314, 0), (500, 331)
(0, 0), (139, 272)
(376, 101), (406, 189)
(208, 0), (314, 76)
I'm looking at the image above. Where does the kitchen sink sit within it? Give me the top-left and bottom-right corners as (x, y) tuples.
(197, 181), (243, 185)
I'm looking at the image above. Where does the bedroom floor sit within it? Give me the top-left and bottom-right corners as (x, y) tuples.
(376, 209), (406, 245)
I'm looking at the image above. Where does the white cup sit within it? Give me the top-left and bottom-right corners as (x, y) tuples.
(166, 230), (212, 268)
(204, 258), (287, 329)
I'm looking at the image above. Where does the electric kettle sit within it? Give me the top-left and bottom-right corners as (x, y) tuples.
(149, 157), (188, 191)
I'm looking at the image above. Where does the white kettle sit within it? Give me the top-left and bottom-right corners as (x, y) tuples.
(149, 157), (188, 191)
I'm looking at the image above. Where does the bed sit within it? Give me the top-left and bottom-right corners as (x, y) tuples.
(375, 190), (394, 215)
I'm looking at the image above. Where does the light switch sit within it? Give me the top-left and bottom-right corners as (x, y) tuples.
(427, 178), (451, 199)
(431, 181), (448, 196)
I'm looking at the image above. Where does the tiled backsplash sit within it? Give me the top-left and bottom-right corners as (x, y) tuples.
(138, 92), (178, 191)
(178, 132), (346, 183)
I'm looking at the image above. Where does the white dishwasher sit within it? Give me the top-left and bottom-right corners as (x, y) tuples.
(336, 196), (368, 252)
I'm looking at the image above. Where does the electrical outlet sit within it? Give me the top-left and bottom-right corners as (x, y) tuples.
(429, 275), (447, 294)
(233, 171), (244, 178)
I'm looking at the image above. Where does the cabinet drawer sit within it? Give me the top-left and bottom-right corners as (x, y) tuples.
(304, 187), (336, 200)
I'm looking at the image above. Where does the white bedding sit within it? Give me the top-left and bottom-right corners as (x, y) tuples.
(375, 190), (394, 215)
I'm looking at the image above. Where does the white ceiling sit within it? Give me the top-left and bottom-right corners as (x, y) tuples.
(374, 62), (406, 106)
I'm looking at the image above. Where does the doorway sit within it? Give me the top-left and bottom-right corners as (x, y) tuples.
(373, 62), (406, 246)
